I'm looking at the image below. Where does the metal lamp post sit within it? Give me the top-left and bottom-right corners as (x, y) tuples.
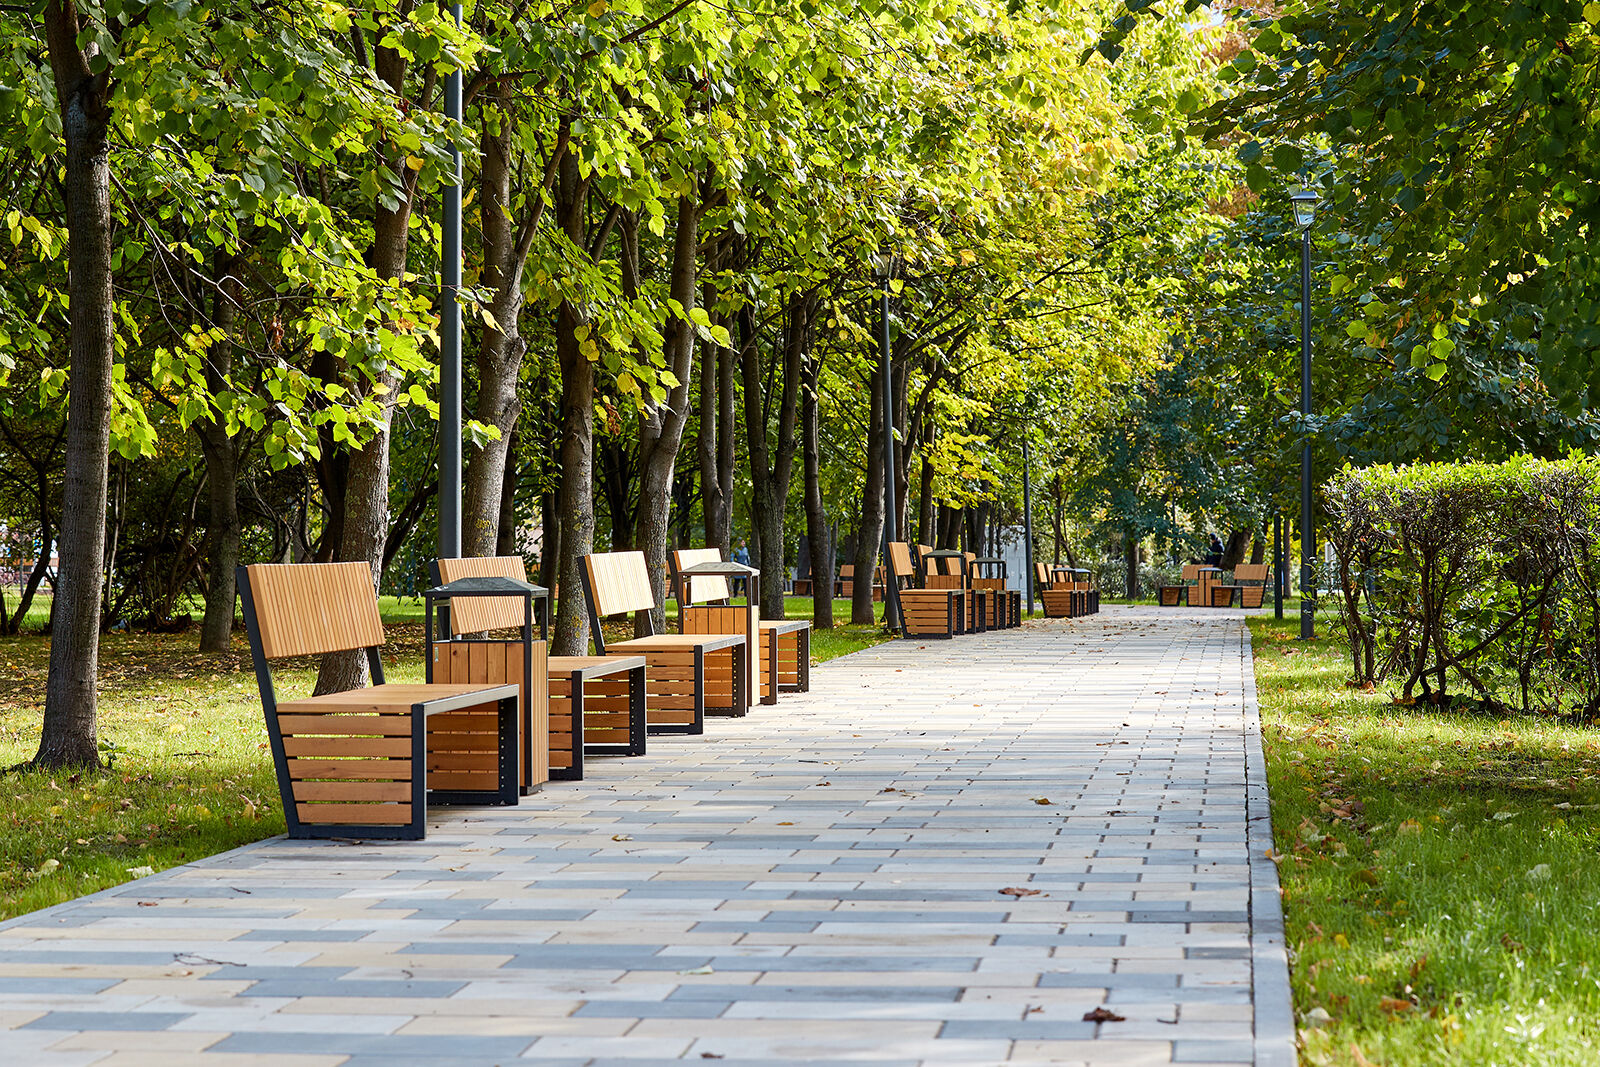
(874, 252), (902, 634)
(1290, 189), (1319, 640)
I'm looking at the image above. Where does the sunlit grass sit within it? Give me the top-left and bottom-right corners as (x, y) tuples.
(1251, 613), (1600, 1066)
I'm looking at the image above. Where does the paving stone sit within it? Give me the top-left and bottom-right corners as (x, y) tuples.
(0, 605), (1289, 1065)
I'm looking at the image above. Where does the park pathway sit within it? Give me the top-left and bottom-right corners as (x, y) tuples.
(0, 605), (1293, 1066)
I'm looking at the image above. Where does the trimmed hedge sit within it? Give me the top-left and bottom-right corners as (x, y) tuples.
(1324, 456), (1600, 716)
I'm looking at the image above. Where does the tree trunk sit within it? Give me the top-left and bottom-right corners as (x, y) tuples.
(37, 6), (114, 768)
(745, 291), (806, 619)
(917, 445), (935, 546)
(462, 88), (533, 557)
(1220, 528), (1252, 570)
(197, 253), (241, 652)
(495, 429), (520, 556)
(697, 269), (737, 551)
(314, 39), (417, 695)
(552, 154), (594, 656)
(631, 190), (700, 633)
(801, 353), (833, 629)
(851, 362), (885, 625)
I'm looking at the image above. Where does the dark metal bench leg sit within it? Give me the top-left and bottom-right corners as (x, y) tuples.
(764, 633), (779, 706)
(570, 671), (585, 780)
(628, 665), (647, 755)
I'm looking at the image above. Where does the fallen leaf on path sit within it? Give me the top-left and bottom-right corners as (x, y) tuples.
(611, 834), (633, 842)
(1082, 1007), (1125, 1022)
(999, 886), (1040, 897)
(1033, 797), (1052, 805)
(678, 964), (715, 975)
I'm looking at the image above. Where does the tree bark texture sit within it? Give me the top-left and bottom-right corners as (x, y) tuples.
(744, 291), (806, 619)
(851, 362), (885, 626)
(38, 1), (114, 767)
(696, 280), (736, 552)
(800, 352), (834, 629)
(551, 153), (595, 655)
(197, 253), (241, 652)
(631, 190), (700, 633)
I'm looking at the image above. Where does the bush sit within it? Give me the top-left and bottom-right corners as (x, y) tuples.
(1323, 456), (1600, 716)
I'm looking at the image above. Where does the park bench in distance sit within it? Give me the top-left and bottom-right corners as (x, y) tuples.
(1232, 562), (1269, 608)
(669, 547), (812, 706)
(581, 550), (747, 734)
(236, 562), (519, 841)
(967, 552), (1020, 628)
(430, 555), (645, 784)
(921, 546), (988, 633)
(889, 541), (963, 638)
(1036, 562), (1081, 618)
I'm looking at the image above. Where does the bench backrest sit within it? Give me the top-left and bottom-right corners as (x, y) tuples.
(1234, 562), (1269, 584)
(435, 555), (529, 634)
(1181, 564), (1202, 582)
(240, 562), (384, 659)
(583, 551), (659, 617)
(888, 542), (917, 580)
(672, 547), (730, 604)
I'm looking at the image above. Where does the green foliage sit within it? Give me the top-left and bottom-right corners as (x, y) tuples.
(1324, 456), (1600, 716)
(1254, 612), (1600, 1066)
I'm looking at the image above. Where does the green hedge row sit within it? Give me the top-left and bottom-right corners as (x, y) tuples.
(1324, 456), (1600, 717)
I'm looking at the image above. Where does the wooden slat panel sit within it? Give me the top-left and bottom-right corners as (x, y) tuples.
(285, 759), (412, 780)
(295, 803), (413, 825)
(292, 780), (412, 803)
(246, 562), (385, 659)
(436, 555), (531, 633)
(673, 548), (729, 603)
(584, 551), (659, 617)
(278, 714), (412, 737)
(281, 737), (412, 758)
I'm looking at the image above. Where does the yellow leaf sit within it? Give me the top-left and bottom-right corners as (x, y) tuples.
(406, 155), (425, 171)
(587, 0), (608, 15)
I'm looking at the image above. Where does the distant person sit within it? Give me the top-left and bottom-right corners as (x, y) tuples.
(731, 538), (750, 596)
(1206, 534), (1223, 567)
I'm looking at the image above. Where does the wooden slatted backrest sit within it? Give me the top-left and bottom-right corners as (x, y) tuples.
(1181, 564), (1201, 582)
(1234, 563), (1269, 584)
(436, 555), (529, 634)
(888, 542), (916, 580)
(583, 551), (659, 617)
(1035, 562), (1051, 586)
(244, 562), (385, 659)
(673, 547), (730, 604)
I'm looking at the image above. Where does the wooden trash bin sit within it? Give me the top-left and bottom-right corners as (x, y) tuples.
(425, 560), (551, 795)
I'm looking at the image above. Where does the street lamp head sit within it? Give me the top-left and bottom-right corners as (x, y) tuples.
(1289, 189), (1320, 231)
(871, 248), (892, 282)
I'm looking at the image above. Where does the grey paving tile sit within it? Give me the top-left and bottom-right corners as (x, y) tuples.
(22, 1011), (192, 1031)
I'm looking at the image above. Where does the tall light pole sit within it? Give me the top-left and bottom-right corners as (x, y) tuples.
(1291, 189), (1319, 640)
(1022, 436), (1035, 617)
(874, 252), (902, 634)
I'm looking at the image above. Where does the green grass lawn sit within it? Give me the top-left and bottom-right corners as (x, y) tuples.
(0, 597), (890, 921)
(1251, 613), (1600, 1066)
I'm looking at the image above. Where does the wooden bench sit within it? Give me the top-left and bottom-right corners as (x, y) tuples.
(237, 562), (519, 841)
(670, 547), (812, 706)
(1234, 562), (1269, 609)
(1037, 562), (1079, 618)
(924, 548), (998, 633)
(547, 655), (647, 780)
(889, 542), (962, 637)
(429, 555), (647, 782)
(581, 551), (747, 734)
(968, 553), (1020, 628)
